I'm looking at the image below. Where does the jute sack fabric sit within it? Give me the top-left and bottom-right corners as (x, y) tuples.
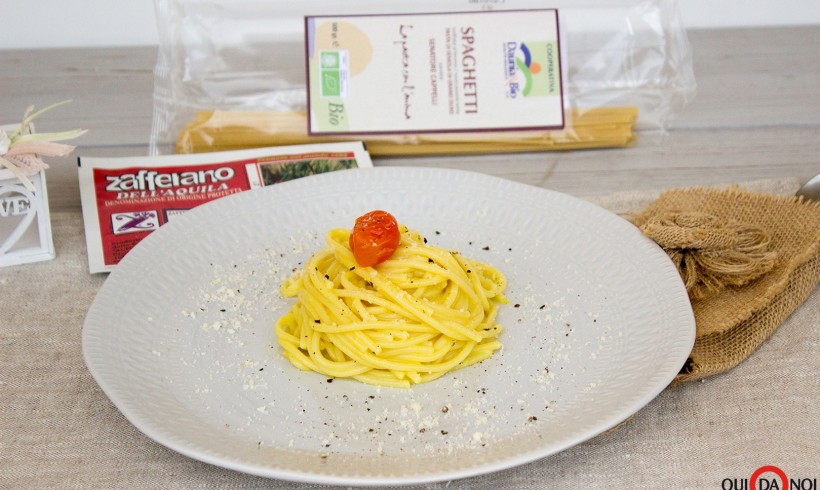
(631, 186), (820, 382)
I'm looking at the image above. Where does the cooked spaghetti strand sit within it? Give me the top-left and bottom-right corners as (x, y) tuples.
(275, 224), (507, 387)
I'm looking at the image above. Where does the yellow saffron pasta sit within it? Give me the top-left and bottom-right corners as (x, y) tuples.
(177, 107), (639, 156)
(274, 225), (508, 388)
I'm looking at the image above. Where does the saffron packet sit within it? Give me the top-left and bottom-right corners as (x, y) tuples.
(78, 142), (372, 273)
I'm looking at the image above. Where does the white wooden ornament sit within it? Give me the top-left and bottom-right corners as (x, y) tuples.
(0, 123), (55, 267)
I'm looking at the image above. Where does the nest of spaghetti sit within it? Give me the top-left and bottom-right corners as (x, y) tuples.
(275, 226), (508, 388)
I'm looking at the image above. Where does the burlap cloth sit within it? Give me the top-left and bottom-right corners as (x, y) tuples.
(631, 184), (820, 383)
(1, 178), (818, 489)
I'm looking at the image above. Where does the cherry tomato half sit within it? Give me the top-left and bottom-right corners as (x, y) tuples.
(349, 210), (401, 267)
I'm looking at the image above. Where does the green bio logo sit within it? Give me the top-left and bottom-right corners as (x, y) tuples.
(322, 71), (342, 97)
(319, 50), (348, 98)
(321, 51), (340, 69)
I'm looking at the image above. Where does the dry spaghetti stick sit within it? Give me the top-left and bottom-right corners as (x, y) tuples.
(177, 107), (638, 155)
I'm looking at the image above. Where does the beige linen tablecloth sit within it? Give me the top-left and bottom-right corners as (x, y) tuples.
(1, 178), (817, 489)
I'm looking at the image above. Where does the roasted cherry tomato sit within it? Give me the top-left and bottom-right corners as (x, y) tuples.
(349, 210), (401, 267)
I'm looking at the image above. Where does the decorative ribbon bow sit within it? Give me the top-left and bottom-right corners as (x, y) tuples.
(0, 100), (87, 191)
(639, 211), (778, 300)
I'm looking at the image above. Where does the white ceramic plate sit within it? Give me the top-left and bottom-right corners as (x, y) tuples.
(83, 167), (694, 486)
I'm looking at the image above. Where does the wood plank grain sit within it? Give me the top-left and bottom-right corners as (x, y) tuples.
(39, 124), (818, 211)
(673, 26), (820, 128)
(1, 27), (818, 212)
(0, 48), (155, 146)
(2, 27), (819, 145)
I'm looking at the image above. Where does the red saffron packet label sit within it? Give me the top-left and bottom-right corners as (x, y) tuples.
(78, 142), (372, 273)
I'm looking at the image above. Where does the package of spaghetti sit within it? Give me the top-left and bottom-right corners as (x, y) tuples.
(150, 0), (696, 156)
(78, 142), (372, 273)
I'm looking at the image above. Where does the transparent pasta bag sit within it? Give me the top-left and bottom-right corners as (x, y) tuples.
(150, 0), (696, 156)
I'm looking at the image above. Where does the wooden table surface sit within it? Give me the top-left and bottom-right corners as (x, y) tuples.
(1, 26), (818, 210)
(1, 26), (819, 489)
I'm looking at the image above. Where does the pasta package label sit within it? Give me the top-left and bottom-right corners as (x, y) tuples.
(305, 9), (564, 135)
(78, 142), (372, 273)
